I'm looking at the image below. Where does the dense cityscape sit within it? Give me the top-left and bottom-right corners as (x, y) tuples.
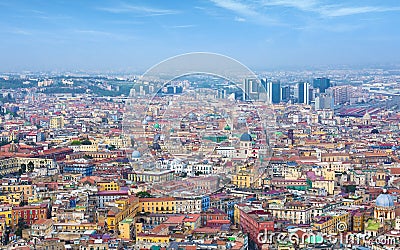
(0, 65), (399, 250)
(1, 0), (400, 250)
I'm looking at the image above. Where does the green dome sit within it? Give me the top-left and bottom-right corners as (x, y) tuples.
(224, 124), (231, 130)
(154, 123), (160, 129)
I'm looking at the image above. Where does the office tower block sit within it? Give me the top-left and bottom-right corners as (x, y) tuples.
(281, 85), (290, 102)
(297, 82), (310, 104)
(244, 78), (267, 101)
(327, 85), (354, 105)
(313, 77), (331, 93)
(244, 78), (258, 101)
(315, 93), (334, 110)
(267, 81), (281, 104)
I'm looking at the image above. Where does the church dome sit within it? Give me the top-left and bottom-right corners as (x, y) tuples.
(363, 112), (371, 120)
(238, 117), (247, 124)
(131, 150), (141, 158)
(154, 123), (160, 129)
(240, 133), (253, 142)
(224, 124), (231, 131)
(376, 190), (394, 207)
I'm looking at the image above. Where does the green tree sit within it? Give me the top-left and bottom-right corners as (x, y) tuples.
(81, 139), (92, 145)
(70, 140), (81, 145)
(21, 164), (27, 173)
(15, 218), (27, 237)
(27, 162), (34, 172)
(136, 191), (152, 198)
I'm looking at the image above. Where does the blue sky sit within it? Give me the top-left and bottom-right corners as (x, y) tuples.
(0, 0), (399, 72)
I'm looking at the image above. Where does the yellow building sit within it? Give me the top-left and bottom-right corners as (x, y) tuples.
(323, 169), (335, 181)
(0, 207), (13, 226)
(234, 204), (241, 225)
(135, 222), (143, 235)
(343, 196), (363, 206)
(0, 184), (34, 202)
(118, 218), (134, 240)
(106, 136), (131, 149)
(28, 196), (42, 204)
(313, 212), (350, 234)
(136, 233), (170, 244)
(312, 180), (334, 195)
(284, 167), (302, 180)
(79, 144), (99, 152)
(107, 196), (139, 231)
(232, 165), (254, 188)
(140, 197), (177, 214)
(0, 193), (21, 206)
(139, 197), (176, 214)
(0, 218), (6, 233)
(97, 181), (120, 191)
(183, 214), (201, 230)
(50, 116), (64, 129)
(321, 153), (350, 162)
(353, 212), (364, 232)
(376, 169), (387, 187)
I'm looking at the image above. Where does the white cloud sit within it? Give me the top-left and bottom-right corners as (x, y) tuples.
(209, 0), (282, 25)
(10, 29), (32, 36)
(261, 0), (318, 11)
(235, 16), (246, 22)
(170, 25), (196, 29)
(320, 6), (400, 17)
(210, 0), (258, 17)
(261, 0), (400, 17)
(74, 29), (113, 36)
(73, 29), (135, 40)
(213, 0), (400, 18)
(98, 4), (179, 16)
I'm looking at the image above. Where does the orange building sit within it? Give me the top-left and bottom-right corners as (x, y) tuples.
(11, 204), (48, 228)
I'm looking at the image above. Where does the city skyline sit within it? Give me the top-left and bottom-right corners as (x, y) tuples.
(1, 1), (400, 249)
(1, 0), (400, 72)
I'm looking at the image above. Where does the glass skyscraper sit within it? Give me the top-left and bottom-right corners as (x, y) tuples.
(297, 82), (310, 104)
(313, 77), (331, 93)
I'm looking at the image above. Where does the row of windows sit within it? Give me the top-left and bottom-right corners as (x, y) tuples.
(138, 239), (168, 243)
(81, 247), (107, 250)
(1, 186), (31, 192)
(142, 207), (173, 212)
(15, 210), (45, 215)
(13, 215), (44, 221)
